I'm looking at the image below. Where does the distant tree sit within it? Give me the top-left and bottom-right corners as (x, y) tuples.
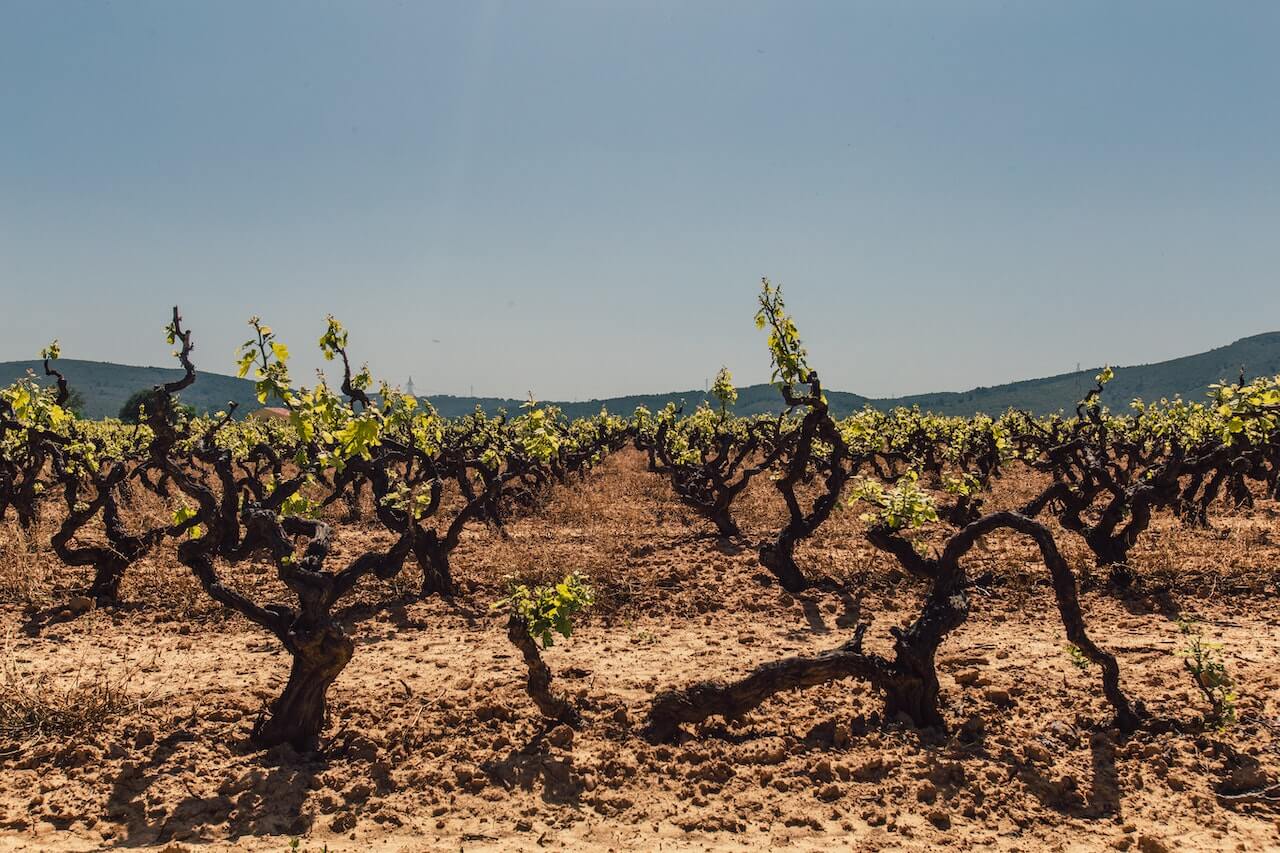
(65, 388), (86, 418)
(118, 388), (194, 423)
(118, 389), (151, 423)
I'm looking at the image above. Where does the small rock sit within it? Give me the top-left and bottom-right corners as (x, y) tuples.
(547, 725), (574, 749)
(346, 735), (379, 762)
(691, 760), (734, 784)
(65, 745), (98, 767)
(1137, 836), (1169, 853)
(344, 782), (374, 804)
(1046, 720), (1078, 746)
(854, 757), (889, 781)
(960, 715), (986, 742)
(67, 595), (94, 614)
(817, 783), (842, 802)
(810, 759), (835, 783)
(1222, 760), (1270, 793)
(742, 739), (787, 765)
(474, 701), (510, 722)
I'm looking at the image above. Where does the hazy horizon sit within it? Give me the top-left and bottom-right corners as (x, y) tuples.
(4, 2), (1278, 399)
(6, 327), (1277, 406)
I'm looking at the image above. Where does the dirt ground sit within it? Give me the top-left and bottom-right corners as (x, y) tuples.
(1, 451), (1278, 852)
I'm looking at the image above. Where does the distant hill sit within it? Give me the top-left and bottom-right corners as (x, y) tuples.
(0, 359), (263, 420)
(4, 331), (1279, 421)
(421, 384), (874, 420)
(878, 331), (1280, 417)
(428, 331), (1280, 419)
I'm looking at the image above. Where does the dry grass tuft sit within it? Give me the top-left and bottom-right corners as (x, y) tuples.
(0, 520), (60, 604)
(0, 634), (145, 753)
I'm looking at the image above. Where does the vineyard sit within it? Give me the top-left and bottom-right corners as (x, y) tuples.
(1, 281), (1278, 851)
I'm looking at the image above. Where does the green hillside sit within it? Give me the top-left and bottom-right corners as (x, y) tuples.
(430, 331), (1280, 419)
(423, 385), (872, 420)
(4, 331), (1279, 421)
(879, 331), (1280, 417)
(0, 359), (263, 420)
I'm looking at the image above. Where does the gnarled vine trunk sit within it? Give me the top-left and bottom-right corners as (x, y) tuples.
(507, 613), (580, 727)
(879, 577), (970, 728)
(709, 503), (741, 539)
(252, 621), (354, 750)
(645, 624), (880, 743)
(647, 511), (1140, 743)
(757, 533), (809, 593)
(414, 532), (454, 597)
(88, 557), (130, 603)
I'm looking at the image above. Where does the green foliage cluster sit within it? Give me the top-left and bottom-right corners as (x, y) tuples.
(755, 278), (811, 389)
(1177, 619), (1238, 729)
(1065, 644), (1091, 672)
(495, 573), (594, 649)
(711, 367), (737, 418)
(848, 470), (939, 532)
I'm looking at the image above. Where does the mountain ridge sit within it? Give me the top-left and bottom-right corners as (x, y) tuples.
(4, 331), (1279, 420)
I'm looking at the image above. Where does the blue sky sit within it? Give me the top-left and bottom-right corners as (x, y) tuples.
(2, 1), (1277, 399)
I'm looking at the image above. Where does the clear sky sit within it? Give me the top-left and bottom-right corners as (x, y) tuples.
(2, 1), (1277, 400)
